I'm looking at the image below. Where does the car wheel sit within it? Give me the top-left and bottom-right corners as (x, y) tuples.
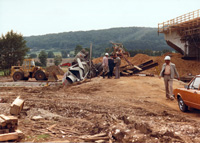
(178, 97), (188, 112)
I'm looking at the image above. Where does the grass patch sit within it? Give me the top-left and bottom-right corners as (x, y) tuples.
(0, 69), (10, 76)
(37, 134), (50, 140)
(0, 71), (4, 76)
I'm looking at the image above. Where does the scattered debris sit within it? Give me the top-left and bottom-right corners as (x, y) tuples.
(80, 133), (110, 142)
(31, 115), (43, 121)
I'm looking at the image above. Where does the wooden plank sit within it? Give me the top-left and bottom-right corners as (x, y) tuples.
(121, 72), (130, 76)
(126, 70), (133, 74)
(10, 96), (24, 115)
(134, 66), (142, 71)
(0, 131), (18, 141)
(0, 115), (18, 124)
(0, 117), (6, 127)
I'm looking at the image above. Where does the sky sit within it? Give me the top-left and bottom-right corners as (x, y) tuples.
(0, 0), (200, 36)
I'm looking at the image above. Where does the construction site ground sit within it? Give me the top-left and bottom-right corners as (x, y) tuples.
(1, 76), (200, 142)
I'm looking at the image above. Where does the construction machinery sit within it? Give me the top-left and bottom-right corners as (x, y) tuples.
(11, 59), (61, 81)
(110, 42), (131, 64)
(62, 49), (101, 85)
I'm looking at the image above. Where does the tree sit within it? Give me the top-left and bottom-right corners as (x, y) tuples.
(61, 50), (68, 58)
(162, 49), (172, 54)
(74, 45), (83, 55)
(38, 50), (47, 66)
(29, 53), (37, 58)
(48, 51), (55, 58)
(54, 55), (62, 66)
(0, 30), (29, 70)
(35, 61), (43, 66)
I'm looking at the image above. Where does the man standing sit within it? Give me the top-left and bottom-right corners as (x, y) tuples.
(108, 56), (115, 78)
(102, 53), (109, 79)
(114, 55), (121, 79)
(159, 56), (179, 100)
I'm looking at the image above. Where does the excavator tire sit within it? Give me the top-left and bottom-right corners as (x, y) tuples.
(13, 72), (24, 81)
(35, 71), (47, 81)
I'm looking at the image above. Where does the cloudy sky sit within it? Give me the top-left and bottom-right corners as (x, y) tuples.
(0, 0), (199, 36)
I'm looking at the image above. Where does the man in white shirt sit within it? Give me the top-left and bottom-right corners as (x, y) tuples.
(159, 56), (179, 100)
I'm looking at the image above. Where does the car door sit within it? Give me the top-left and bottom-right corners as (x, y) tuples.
(185, 77), (200, 109)
(193, 77), (200, 109)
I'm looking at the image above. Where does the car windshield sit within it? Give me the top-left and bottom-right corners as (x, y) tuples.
(190, 77), (200, 89)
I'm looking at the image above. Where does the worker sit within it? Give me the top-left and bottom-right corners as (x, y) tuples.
(159, 56), (179, 100)
(108, 55), (115, 78)
(102, 53), (109, 79)
(114, 55), (121, 79)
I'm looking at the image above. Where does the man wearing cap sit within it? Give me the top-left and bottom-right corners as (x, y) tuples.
(159, 56), (179, 100)
(102, 53), (109, 78)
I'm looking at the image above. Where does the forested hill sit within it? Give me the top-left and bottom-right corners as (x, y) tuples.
(25, 27), (170, 57)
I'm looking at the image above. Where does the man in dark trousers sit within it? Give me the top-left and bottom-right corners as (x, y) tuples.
(108, 56), (115, 78)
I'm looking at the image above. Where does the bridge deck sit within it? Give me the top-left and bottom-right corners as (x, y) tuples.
(158, 9), (200, 36)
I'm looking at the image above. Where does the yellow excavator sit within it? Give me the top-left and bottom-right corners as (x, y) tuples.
(11, 59), (47, 81)
(10, 59), (63, 81)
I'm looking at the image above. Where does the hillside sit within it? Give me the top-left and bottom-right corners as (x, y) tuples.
(25, 27), (170, 57)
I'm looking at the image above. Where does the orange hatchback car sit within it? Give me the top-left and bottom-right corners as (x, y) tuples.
(174, 75), (200, 112)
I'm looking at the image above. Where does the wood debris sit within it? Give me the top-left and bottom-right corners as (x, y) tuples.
(120, 60), (158, 76)
(0, 114), (24, 141)
(10, 96), (25, 115)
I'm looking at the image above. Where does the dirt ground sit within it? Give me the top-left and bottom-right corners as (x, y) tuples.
(1, 76), (200, 142)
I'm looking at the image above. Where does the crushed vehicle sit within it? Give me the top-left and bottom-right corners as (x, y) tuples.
(174, 75), (200, 112)
(62, 49), (103, 85)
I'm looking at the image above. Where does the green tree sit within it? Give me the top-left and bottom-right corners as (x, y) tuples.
(61, 50), (68, 58)
(74, 45), (83, 55)
(162, 49), (172, 54)
(54, 55), (62, 66)
(38, 50), (47, 66)
(48, 51), (55, 58)
(0, 30), (29, 70)
(29, 53), (37, 58)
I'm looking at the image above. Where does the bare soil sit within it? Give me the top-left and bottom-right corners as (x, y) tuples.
(1, 76), (200, 142)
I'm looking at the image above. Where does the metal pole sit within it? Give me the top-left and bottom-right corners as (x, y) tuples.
(90, 43), (92, 79)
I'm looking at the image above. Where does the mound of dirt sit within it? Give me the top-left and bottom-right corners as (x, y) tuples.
(46, 65), (64, 75)
(93, 53), (200, 77)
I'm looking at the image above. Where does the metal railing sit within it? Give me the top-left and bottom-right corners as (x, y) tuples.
(158, 9), (200, 33)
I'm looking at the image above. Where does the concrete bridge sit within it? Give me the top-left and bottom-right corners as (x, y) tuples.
(158, 9), (200, 60)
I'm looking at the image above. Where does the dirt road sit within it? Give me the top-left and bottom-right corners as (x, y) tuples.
(1, 76), (200, 142)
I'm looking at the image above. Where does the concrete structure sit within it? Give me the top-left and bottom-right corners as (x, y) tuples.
(158, 9), (200, 60)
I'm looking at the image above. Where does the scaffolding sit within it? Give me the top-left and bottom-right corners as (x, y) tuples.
(158, 9), (200, 36)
